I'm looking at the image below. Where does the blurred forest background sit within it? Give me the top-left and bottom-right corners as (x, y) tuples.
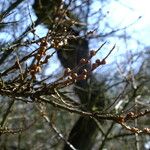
(0, 0), (149, 150)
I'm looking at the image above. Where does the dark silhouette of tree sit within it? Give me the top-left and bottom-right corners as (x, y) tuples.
(33, 1), (105, 149)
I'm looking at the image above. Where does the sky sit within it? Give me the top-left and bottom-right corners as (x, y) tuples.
(90, 0), (150, 67)
(107, 0), (150, 45)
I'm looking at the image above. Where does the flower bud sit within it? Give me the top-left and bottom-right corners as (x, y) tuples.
(80, 58), (88, 64)
(64, 68), (71, 76)
(89, 50), (96, 57)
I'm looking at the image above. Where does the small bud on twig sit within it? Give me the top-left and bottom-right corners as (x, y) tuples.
(92, 63), (98, 70)
(89, 50), (96, 58)
(80, 58), (88, 64)
(95, 59), (101, 65)
(64, 68), (71, 76)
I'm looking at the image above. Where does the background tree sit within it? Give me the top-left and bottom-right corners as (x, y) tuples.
(0, 0), (149, 150)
